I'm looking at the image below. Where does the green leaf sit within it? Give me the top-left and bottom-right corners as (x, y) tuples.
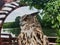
(51, 19), (54, 24)
(57, 15), (60, 22)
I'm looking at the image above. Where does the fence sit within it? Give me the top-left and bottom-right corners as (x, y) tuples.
(0, 34), (18, 45)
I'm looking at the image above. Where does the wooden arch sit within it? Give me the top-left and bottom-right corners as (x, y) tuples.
(0, 1), (26, 45)
(0, 1), (26, 32)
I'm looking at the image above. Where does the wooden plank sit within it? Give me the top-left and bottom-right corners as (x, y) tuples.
(4, 6), (15, 9)
(0, 18), (5, 20)
(0, 13), (8, 15)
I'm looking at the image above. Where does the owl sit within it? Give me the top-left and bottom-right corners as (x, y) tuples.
(18, 12), (49, 45)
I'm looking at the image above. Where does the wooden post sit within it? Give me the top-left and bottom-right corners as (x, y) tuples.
(0, 0), (5, 10)
(0, 0), (5, 44)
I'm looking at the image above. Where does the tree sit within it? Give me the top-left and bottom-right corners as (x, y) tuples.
(3, 16), (21, 36)
(20, 0), (60, 44)
(10, 16), (21, 36)
(15, 16), (21, 27)
(10, 28), (21, 36)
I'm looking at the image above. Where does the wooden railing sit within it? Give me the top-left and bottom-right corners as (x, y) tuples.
(0, 1), (27, 44)
(47, 36), (57, 45)
(0, 34), (18, 45)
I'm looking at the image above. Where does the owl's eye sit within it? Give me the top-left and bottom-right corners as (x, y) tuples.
(32, 25), (35, 27)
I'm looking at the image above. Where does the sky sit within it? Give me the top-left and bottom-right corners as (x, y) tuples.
(4, 6), (38, 22)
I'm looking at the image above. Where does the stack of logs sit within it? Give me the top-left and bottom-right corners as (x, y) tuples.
(18, 12), (49, 45)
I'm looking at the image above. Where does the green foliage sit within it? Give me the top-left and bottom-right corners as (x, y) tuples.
(20, 0), (57, 9)
(3, 16), (21, 36)
(15, 16), (21, 27)
(3, 22), (19, 28)
(42, 27), (57, 36)
(3, 22), (15, 28)
(36, 14), (41, 23)
(56, 43), (60, 45)
(3, 16), (21, 28)
(36, 15), (57, 36)
(20, 0), (60, 44)
(10, 28), (21, 36)
(57, 15), (60, 23)
(20, 0), (60, 28)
